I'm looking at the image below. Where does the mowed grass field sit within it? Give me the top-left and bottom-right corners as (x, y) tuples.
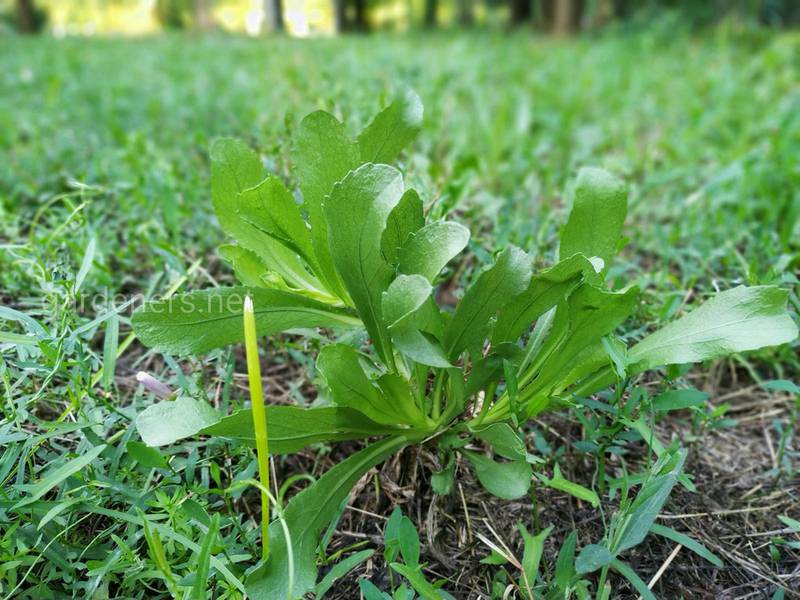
(1, 27), (799, 598)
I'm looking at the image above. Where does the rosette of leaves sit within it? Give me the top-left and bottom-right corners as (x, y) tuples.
(131, 91), (798, 599)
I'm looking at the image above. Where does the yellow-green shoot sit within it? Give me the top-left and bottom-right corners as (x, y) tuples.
(243, 294), (270, 560)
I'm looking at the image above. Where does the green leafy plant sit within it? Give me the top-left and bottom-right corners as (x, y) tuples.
(467, 446), (724, 599)
(131, 90), (798, 598)
(370, 507), (455, 599)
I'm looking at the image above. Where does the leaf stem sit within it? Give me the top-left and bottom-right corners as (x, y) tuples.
(244, 295), (271, 561)
(597, 565), (609, 597)
(473, 381), (498, 427)
(431, 371), (445, 420)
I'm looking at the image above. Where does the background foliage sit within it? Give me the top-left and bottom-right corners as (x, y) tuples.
(1, 5), (799, 598)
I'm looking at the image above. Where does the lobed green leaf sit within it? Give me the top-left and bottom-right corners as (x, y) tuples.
(559, 166), (627, 271)
(398, 221), (470, 283)
(629, 285), (798, 372)
(317, 344), (422, 425)
(492, 253), (595, 345)
(381, 188), (425, 264)
(132, 287), (360, 355)
(136, 396), (397, 454)
(293, 110), (359, 298)
(210, 138), (319, 291)
(357, 88), (423, 165)
(325, 164), (406, 363)
(444, 245), (532, 360)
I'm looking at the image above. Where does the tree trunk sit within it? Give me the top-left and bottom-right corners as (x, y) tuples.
(192, 0), (213, 30)
(265, 0), (284, 31)
(333, 0), (346, 32)
(424, 0), (437, 27)
(589, 0), (613, 28)
(352, 0), (367, 31)
(553, 0), (576, 35)
(509, 0), (531, 27)
(16, 0), (38, 33)
(457, 0), (474, 26)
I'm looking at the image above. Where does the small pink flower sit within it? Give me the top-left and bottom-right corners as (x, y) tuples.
(135, 371), (173, 399)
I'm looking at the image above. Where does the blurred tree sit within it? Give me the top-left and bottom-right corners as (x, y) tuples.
(15, 0), (46, 33)
(457, 0), (474, 26)
(193, 0), (213, 30)
(334, 0), (346, 30)
(552, 0), (580, 34)
(761, 0), (800, 26)
(609, 0), (800, 29)
(154, 0), (191, 28)
(424, 0), (438, 26)
(352, 0), (367, 30)
(589, 0), (614, 27)
(333, 0), (369, 32)
(509, 0), (532, 26)
(154, 0), (216, 30)
(523, 0), (583, 33)
(265, 0), (284, 31)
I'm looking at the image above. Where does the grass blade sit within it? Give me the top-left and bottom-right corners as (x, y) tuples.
(611, 558), (655, 600)
(101, 313), (119, 390)
(650, 524), (723, 567)
(191, 513), (220, 599)
(12, 444), (106, 510)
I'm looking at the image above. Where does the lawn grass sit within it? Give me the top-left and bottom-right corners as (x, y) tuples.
(1, 27), (798, 598)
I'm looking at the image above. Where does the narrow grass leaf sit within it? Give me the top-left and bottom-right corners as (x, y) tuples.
(314, 549), (374, 599)
(75, 236), (96, 292)
(537, 464), (600, 508)
(37, 498), (83, 531)
(191, 513), (220, 600)
(649, 523), (722, 567)
(13, 444), (106, 509)
(140, 510), (176, 586)
(610, 559), (655, 600)
(101, 312), (119, 390)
